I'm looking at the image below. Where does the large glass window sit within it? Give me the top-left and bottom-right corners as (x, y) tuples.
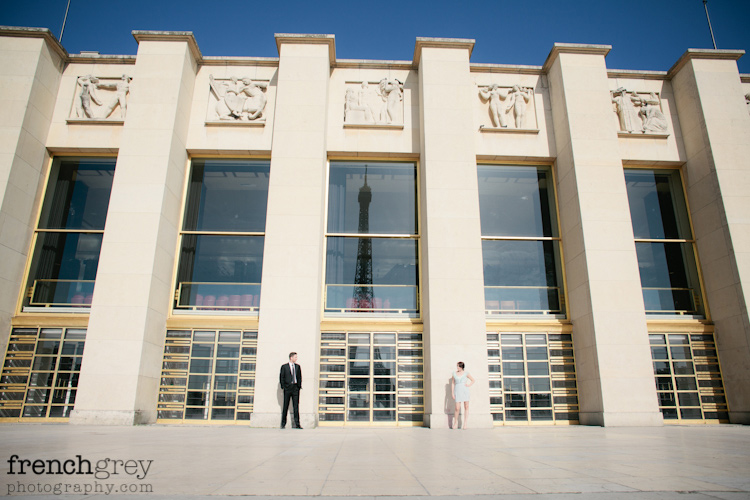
(0, 327), (87, 420)
(318, 331), (424, 424)
(157, 329), (257, 423)
(174, 160), (269, 312)
(325, 162), (419, 316)
(625, 169), (704, 317)
(478, 165), (564, 316)
(24, 158), (116, 309)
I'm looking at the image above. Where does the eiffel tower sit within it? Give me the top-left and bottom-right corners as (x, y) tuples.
(353, 166), (373, 309)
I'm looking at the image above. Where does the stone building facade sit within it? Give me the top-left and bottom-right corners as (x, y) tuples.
(0, 27), (749, 427)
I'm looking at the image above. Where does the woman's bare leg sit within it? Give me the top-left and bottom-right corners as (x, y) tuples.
(454, 402), (461, 429)
(462, 402), (470, 429)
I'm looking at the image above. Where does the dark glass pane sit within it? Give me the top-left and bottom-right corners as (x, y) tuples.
(653, 361), (671, 375)
(211, 408), (235, 420)
(185, 407), (208, 420)
(675, 377), (697, 390)
(176, 235), (264, 308)
(374, 394), (395, 408)
(477, 165), (557, 237)
(187, 375), (211, 389)
(183, 160), (269, 232)
(213, 376), (237, 390)
(527, 362), (549, 376)
(670, 346), (692, 360)
(530, 393), (551, 407)
(624, 169), (691, 240)
(502, 346), (523, 360)
(325, 237), (418, 313)
(374, 378), (395, 392)
(673, 361), (694, 375)
(348, 410), (369, 421)
(528, 378), (551, 391)
(505, 409), (528, 421)
(348, 394), (369, 409)
(186, 391), (209, 406)
(214, 360), (239, 374)
(680, 408), (702, 419)
(505, 393), (527, 407)
(661, 408), (678, 419)
(650, 346), (668, 360)
(374, 346), (396, 360)
(374, 361), (396, 376)
(212, 392), (236, 407)
(38, 158), (116, 230)
(503, 362), (524, 376)
(526, 347), (548, 360)
(678, 392), (700, 407)
(504, 378), (525, 391)
(658, 393), (676, 406)
(192, 344), (214, 358)
(27, 233), (103, 307)
(530, 409), (553, 420)
(61, 342), (85, 356)
(483, 240), (562, 313)
(328, 162), (417, 234)
(348, 378), (368, 392)
(216, 345), (240, 358)
(656, 377), (673, 391)
(637, 242), (702, 314)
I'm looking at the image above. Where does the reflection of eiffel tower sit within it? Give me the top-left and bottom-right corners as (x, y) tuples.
(353, 166), (373, 308)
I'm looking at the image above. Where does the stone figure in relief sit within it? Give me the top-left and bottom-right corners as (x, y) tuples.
(506, 85), (533, 128)
(208, 75), (268, 121)
(632, 92), (668, 133)
(478, 84), (509, 128)
(611, 87), (640, 133)
(344, 81), (374, 123)
(75, 75), (103, 118)
(378, 78), (403, 124)
(98, 74), (131, 119)
(745, 93), (750, 116)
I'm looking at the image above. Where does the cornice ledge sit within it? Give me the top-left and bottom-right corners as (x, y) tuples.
(132, 30), (202, 63)
(274, 34), (336, 66)
(413, 37), (475, 67)
(607, 68), (668, 80)
(667, 48), (745, 79)
(542, 43), (612, 73)
(0, 25), (68, 60)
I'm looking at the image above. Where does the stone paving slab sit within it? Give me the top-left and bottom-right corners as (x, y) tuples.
(0, 424), (748, 498)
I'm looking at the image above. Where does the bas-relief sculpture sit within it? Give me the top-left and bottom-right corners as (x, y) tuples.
(73, 74), (131, 120)
(612, 88), (669, 134)
(207, 75), (268, 122)
(477, 84), (534, 129)
(343, 78), (404, 126)
(745, 93), (750, 116)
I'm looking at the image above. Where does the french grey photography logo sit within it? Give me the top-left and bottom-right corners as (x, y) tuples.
(6, 454), (154, 495)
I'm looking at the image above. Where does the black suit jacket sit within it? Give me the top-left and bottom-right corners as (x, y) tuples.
(280, 362), (302, 391)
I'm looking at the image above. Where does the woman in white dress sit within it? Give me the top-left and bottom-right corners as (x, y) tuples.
(451, 361), (476, 429)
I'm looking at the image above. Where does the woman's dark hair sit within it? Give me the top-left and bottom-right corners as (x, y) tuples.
(457, 361), (465, 369)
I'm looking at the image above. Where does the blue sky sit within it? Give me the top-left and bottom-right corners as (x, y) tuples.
(2, 0), (749, 73)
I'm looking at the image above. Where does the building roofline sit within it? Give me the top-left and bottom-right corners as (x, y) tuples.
(667, 48), (745, 78)
(413, 37), (475, 67)
(274, 34), (336, 66)
(0, 25), (68, 60)
(132, 30), (203, 63)
(542, 43), (612, 73)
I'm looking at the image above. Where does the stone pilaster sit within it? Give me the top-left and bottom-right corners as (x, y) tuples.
(670, 49), (750, 423)
(0, 28), (65, 350)
(70, 32), (199, 425)
(416, 38), (493, 428)
(250, 34), (334, 428)
(545, 44), (662, 426)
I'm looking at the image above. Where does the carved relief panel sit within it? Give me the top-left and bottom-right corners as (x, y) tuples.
(206, 75), (269, 124)
(68, 74), (132, 122)
(343, 78), (404, 127)
(477, 83), (537, 131)
(611, 88), (669, 135)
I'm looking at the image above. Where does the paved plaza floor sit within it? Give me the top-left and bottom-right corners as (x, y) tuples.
(0, 423), (748, 499)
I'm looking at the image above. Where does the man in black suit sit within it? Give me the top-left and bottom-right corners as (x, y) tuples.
(279, 352), (302, 428)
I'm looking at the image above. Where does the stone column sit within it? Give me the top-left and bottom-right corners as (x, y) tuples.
(250, 35), (334, 428)
(0, 28), (65, 350)
(670, 49), (750, 424)
(70, 32), (199, 425)
(545, 44), (662, 426)
(416, 38), (493, 429)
